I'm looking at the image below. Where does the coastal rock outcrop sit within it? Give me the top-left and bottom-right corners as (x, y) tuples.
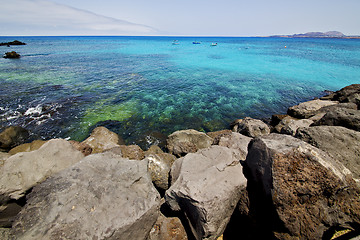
(3, 51), (20, 59)
(244, 133), (360, 239)
(166, 129), (213, 157)
(0, 40), (26, 46)
(231, 117), (270, 137)
(165, 146), (247, 240)
(0, 126), (29, 151)
(82, 126), (122, 153)
(296, 126), (360, 182)
(312, 108), (360, 131)
(287, 99), (338, 118)
(321, 84), (360, 107)
(11, 153), (160, 240)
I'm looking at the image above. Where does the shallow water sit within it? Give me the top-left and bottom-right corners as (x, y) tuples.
(0, 36), (359, 147)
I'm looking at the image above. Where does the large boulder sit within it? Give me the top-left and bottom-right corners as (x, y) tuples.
(11, 153), (161, 240)
(82, 126), (122, 153)
(0, 126), (29, 151)
(244, 134), (360, 239)
(287, 99), (338, 118)
(296, 126), (360, 182)
(312, 108), (360, 131)
(0, 139), (84, 202)
(165, 146), (247, 240)
(274, 116), (313, 136)
(321, 84), (360, 107)
(231, 117), (270, 137)
(166, 129), (213, 157)
(8, 140), (46, 155)
(217, 132), (252, 160)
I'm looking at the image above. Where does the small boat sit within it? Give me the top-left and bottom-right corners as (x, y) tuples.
(210, 43), (218, 46)
(193, 41), (201, 44)
(172, 40), (179, 45)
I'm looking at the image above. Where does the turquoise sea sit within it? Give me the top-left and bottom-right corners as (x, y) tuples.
(0, 36), (359, 148)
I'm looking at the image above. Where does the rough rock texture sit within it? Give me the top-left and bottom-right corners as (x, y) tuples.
(321, 84), (360, 107)
(0, 152), (9, 167)
(287, 99), (338, 118)
(231, 117), (270, 137)
(0, 126), (29, 151)
(244, 134), (360, 239)
(11, 153), (161, 240)
(0, 228), (11, 240)
(8, 140), (46, 155)
(165, 146), (247, 240)
(313, 108), (360, 131)
(3, 51), (20, 59)
(206, 130), (232, 145)
(69, 140), (92, 156)
(296, 126), (360, 181)
(217, 132), (252, 160)
(82, 126), (122, 153)
(166, 129), (213, 157)
(146, 150), (176, 191)
(0, 139), (84, 202)
(118, 145), (145, 160)
(274, 116), (313, 136)
(147, 212), (188, 240)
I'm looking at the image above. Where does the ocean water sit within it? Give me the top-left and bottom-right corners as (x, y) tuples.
(0, 36), (359, 148)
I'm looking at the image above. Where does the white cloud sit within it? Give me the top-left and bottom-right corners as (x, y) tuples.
(0, 0), (158, 35)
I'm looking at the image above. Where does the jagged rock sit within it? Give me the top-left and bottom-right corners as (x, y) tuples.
(274, 116), (313, 136)
(296, 126), (360, 182)
(270, 114), (288, 127)
(11, 153), (160, 240)
(118, 145), (145, 160)
(312, 108), (360, 131)
(244, 133), (360, 239)
(69, 140), (92, 156)
(231, 117), (270, 137)
(165, 146), (247, 240)
(166, 129), (213, 157)
(3, 51), (20, 59)
(0, 139), (84, 203)
(8, 140), (46, 155)
(146, 150), (176, 191)
(287, 99), (338, 118)
(321, 84), (360, 107)
(82, 126), (122, 153)
(217, 132), (252, 160)
(207, 130), (232, 145)
(147, 212), (188, 240)
(0, 126), (29, 151)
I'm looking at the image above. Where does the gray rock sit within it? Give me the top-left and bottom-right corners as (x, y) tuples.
(244, 134), (360, 239)
(312, 108), (360, 131)
(0, 139), (84, 203)
(166, 129), (213, 157)
(274, 116), (313, 136)
(296, 126), (360, 182)
(231, 117), (270, 137)
(147, 212), (188, 240)
(218, 132), (252, 160)
(11, 153), (160, 240)
(287, 99), (338, 118)
(165, 146), (247, 240)
(321, 84), (360, 107)
(0, 126), (29, 151)
(82, 126), (122, 153)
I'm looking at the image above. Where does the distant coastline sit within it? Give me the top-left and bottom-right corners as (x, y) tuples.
(268, 31), (360, 39)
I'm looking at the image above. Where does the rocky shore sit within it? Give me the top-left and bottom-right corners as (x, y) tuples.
(0, 84), (359, 240)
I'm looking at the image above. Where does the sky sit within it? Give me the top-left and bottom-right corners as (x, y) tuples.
(1, 0), (360, 36)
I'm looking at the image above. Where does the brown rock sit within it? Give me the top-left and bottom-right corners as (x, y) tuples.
(0, 126), (29, 151)
(9, 140), (46, 155)
(231, 117), (270, 138)
(82, 126), (122, 153)
(207, 130), (232, 145)
(118, 145), (145, 160)
(148, 212), (188, 240)
(69, 140), (92, 156)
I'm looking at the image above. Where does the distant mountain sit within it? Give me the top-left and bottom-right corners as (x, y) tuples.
(270, 31), (360, 39)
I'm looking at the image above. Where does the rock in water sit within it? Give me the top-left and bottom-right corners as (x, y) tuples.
(11, 153), (160, 240)
(166, 129), (213, 157)
(244, 134), (360, 239)
(3, 51), (20, 59)
(231, 117), (270, 137)
(0, 126), (29, 151)
(165, 146), (247, 240)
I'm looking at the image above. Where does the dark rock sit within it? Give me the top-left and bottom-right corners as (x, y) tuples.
(296, 126), (360, 181)
(3, 51), (20, 59)
(68, 140), (92, 156)
(231, 117), (270, 137)
(287, 99), (339, 118)
(11, 153), (160, 239)
(312, 108), (360, 131)
(320, 84), (360, 108)
(0, 126), (29, 151)
(8, 140), (46, 155)
(270, 114), (288, 127)
(166, 129), (213, 157)
(137, 131), (167, 151)
(244, 133), (360, 239)
(0, 40), (26, 46)
(165, 146), (247, 240)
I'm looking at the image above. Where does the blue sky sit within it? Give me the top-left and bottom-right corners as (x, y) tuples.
(1, 0), (359, 36)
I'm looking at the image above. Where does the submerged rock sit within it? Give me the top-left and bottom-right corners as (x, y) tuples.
(0, 40), (26, 46)
(0, 126), (29, 151)
(3, 51), (20, 59)
(231, 117), (270, 137)
(244, 133), (360, 239)
(11, 153), (160, 240)
(165, 146), (246, 240)
(166, 129), (213, 157)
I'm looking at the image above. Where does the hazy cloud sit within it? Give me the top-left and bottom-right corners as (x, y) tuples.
(0, 0), (158, 35)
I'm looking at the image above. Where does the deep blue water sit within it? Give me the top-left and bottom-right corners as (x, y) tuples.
(0, 36), (359, 148)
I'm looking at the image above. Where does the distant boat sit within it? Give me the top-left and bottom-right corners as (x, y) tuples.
(210, 43), (218, 46)
(172, 40), (179, 45)
(193, 41), (201, 44)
